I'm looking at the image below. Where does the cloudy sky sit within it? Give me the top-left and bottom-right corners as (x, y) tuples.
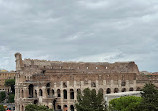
(0, 0), (158, 72)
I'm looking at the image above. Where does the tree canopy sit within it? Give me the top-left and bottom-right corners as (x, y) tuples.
(0, 91), (6, 103)
(75, 88), (107, 111)
(8, 94), (15, 103)
(139, 83), (158, 111)
(109, 96), (142, 111)
(25, 104), (53, 111)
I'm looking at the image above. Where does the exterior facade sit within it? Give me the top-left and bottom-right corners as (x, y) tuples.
(0, 70), (16, 92)
(14, 53), (154, 111)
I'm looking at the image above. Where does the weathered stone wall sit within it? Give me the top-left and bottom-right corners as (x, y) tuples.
(14, 53), (140, 111)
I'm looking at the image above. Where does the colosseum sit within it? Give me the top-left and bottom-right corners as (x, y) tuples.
(14, 53), (158, 111)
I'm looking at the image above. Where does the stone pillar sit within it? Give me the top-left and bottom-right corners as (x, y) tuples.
(118, 80), (121, 87)
(96, 80), (98, 88)
(74, 90), (77, 100)
(24, 87), (29, 98)
(42, 86), (47, 98)
(103, 80), (106, 86)
(54, 82), (57, 97)
(134, 80), (136, 90)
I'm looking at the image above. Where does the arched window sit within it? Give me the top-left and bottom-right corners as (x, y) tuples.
(122, 88), (126, 92)
(28, 84), (34, 98)
(70, 105), (74, 111)
(63, 82), (67, 88)
(129, 87), (134, 91)
(106, 88), (111, 94)
(91, 82), (96, 87)
(57, 105), (61, 109)
(47, 89), (50, 97)
(114, 88), (119, 93)
(77, 89), (81, 94)
(39, 89), (43, 96)
(34, 100), (38, 104)
(70, 89), (74, 99)
(57, 89), (61, 97)
(46, 83), (50, 97)
(63, 90), (67, 99)
(98, 88), (103, 94)
(46, 83), (50, 87)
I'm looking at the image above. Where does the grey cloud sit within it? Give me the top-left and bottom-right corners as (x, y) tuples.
(0, 0), (158, 72)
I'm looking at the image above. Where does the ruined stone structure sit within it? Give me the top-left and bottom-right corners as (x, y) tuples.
(15, 53), (142, 111)
(0, 70), (16, 92)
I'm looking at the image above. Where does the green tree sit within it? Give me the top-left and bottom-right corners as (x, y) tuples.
(75, 88), (107, 111)
(139, 83), (158, 111)
(109, 96), (142, 111)
(5, 79), (15, 94)
(25, 104), (53, 111)
(8, 94), (15, 103)
(0, 91), (6, 103)
(0, 105), (5, 111)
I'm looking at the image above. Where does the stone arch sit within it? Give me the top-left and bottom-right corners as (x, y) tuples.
(70, 105), (74, 111)
(114, 88), (119, 93)
(28, 84), (34, 98)
(70, 89), (74, 99)
(57, 105), (61, 109)
(122, 88), (126, 92)
(77, 89), (81, 94)
(91, 82), (96, 87)
(47, 89), (50, 97)
(39, 89), (43, 96)
(98, 88), (103, 94)
(129, 87), (134, 91)
(64, 105), (68, 111)
(34, 100), (38, 104)
(57, 89), (61, 97)
(46, 83), (50, 87)
(46, 83), (50, 97)
(106, 88), (111, 94)
(136, 87), (141, 91)
(63, 89), (67, 99)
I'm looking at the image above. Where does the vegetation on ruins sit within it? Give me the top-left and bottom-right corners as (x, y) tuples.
(0, 92), (6, 103)
(0, 105), (5, 111)
(25, 104), (53, 111)
(138, 83), (158, 111)
(109, 96), (142, 111)
(75, 88), (107, 111)
(5, 79), (15, 94)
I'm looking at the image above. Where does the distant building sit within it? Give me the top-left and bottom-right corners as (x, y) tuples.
(0, 70), (16, 92)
